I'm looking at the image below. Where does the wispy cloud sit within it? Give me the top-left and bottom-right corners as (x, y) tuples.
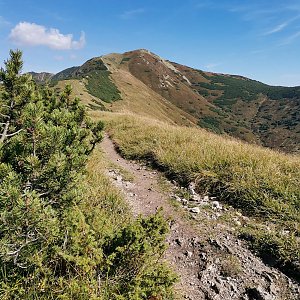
(228, 2), (300, 47)
(250, 49), (267, 55)
(229, 4), (280, 21)
(263, 14), (300, 35)
(204, 62), (221, 71)
(286, 4), (300, 12)
(120, 8), (145, 20)
(54, 55), (64, 61)
(264, 22), (289, 35)
(9, 22), (86, 50)
(280, 30), (300, 45)
(70, 54), (77, 60)
(0, 16), (10, 27)
(195, 1), (214, 9)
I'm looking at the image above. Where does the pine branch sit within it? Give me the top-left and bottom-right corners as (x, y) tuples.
(0, 120), (10, 143)
(5, 128), (23, 137)
(0, 113), (9, 119)
(7, 237), (39, 269)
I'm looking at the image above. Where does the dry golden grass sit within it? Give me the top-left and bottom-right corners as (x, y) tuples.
(96, 112), (300, 278)
(55, 79), (108, 109)
(83, 144), (131, 241)
(101, 54), (197, 127)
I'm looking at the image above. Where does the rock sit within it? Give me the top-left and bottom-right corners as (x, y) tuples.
(185, 250), (193, 258)
(209, 238), (222, 249)
(203, 195), (210, 201)
(174, 195), (182, 202)
(115, 175), (122, 182)
(191, 236), (200, 246)
(175, 238), (183, 246)
(281, 229), (290, 235)
(191, 194), (201, 201)
(211, 201), (222, 210)
(182, 199), (188, 205)
(245, 287), (272, 300)
(190, 207), (200, 214)
(188, 182), (197, 195)
(199, 252), (207, 260)
(235, 220), (242, 226)
(211, 283), (220, 294)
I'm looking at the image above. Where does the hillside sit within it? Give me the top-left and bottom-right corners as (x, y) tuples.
(28, 71), (53, 83)
(32, 49), (300, 153)
(100, 112), (300, 284)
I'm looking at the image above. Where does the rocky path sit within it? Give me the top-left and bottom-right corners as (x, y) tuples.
(101, 135), (300, 300)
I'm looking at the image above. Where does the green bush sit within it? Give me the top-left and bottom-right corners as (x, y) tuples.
(102, 212), (176, 299)
(198, 116), (222, 134)
(86, 70), (121, 103)
(0, 50), (176, 299)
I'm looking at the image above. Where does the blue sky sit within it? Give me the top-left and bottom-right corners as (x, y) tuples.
(1, 0), (300, 86)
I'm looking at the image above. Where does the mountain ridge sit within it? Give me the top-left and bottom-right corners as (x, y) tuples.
(30, 49), (300, 153)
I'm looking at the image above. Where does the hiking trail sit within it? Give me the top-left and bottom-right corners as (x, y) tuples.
(101, 134), (300, 300)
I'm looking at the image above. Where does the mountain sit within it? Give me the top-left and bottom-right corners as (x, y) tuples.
(28, 71), (53, 84)
(32, 49), (300, 153)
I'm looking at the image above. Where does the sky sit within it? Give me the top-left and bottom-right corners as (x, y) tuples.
(1, 0), (300, 86)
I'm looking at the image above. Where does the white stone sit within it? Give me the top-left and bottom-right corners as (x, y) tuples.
(211, 201), (222, 210)
(191, 194), (201, 201)
(188, 182), (197, 195)
(190, 207), (200, 214)
(203, 195), (210, 201)
(186, 251), (193, 258)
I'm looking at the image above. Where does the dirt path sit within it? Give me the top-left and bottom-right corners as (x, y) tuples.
(101, 135), (300, 300)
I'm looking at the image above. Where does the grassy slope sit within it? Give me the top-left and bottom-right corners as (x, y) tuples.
(175, 65), (300, 153)
(55, 79), (109, 111)
(51, 57), (121, 104)
(97, 112), (300, 280)
(50, 50), (299, 153)
(101, 54), (197, 127)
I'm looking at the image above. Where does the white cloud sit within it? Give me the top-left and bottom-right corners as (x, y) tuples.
(9, 22), (86, 50)
(264, 22), (288, 35)
(120, 9), (145, 20)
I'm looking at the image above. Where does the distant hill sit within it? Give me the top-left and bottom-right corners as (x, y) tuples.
(29, 72), (53, 84)
(31, 49), (300, 153)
